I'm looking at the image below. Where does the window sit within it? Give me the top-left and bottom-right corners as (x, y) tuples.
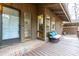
(2, 6), (20, 40)
(0, 5), (21, 46)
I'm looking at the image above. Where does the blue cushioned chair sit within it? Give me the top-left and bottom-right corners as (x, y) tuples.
(48, 31), (60, 43)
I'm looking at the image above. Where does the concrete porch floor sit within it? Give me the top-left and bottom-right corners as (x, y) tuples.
(25, 35), (79, 56)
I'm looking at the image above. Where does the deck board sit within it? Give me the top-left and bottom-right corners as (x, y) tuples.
(25, 35), (79, 56)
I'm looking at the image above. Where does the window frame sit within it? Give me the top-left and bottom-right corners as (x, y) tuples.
(0, 4), (21, 45)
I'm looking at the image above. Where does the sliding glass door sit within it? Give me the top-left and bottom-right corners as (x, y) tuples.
(1, 6), (20, 45)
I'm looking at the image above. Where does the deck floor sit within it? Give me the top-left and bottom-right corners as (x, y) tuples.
(25, 35), (79, 56)
(0, 40), (45, 56)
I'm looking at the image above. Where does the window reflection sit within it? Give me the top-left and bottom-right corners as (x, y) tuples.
(2, 7), (19, 40)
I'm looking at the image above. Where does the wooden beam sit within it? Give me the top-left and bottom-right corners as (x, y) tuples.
(59, 3), (70, 22)
(54, 11), (64, 13)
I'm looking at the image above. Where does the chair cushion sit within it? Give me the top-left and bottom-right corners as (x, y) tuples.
(48, 31), (59, 39)
(54, 32), (57, 35)
(53, 34), (61, 39)
(50, 32), (56, 36)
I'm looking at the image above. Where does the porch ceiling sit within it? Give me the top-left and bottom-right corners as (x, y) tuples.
(50, 3), (70, 21)
(37, 3), (70, 21)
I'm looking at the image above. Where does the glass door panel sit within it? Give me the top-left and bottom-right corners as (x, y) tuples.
(24, 12), (31, 40)
(37, 15), (44, 40)
(50, 17), (55, 31)
(2, 6), (20, 40)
